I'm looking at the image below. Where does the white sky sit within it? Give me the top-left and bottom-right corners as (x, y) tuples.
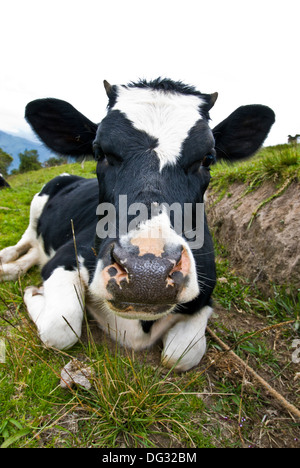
(0, 0), (299, 146)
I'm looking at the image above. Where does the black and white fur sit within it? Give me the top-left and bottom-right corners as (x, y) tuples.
(0, 78), (275, 371)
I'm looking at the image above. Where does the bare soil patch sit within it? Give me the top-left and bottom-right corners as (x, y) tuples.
(206, 181), (300, 295)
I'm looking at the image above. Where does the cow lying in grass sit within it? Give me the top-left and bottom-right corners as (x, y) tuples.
(0, 78), (275, 370)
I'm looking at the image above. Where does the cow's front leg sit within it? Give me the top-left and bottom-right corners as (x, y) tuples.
(0, 246), (40, 282)
(0, 193), (49, 282)
(24, 267), (88, 349)
(161, 306), (212, 372)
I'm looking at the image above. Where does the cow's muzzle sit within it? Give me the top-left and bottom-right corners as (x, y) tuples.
(101, 240), (191, 319)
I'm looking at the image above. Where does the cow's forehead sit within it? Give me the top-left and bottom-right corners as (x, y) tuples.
(112, 85), (207, 169)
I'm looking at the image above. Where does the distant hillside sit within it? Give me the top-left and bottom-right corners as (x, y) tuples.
(0, 130), (55, 173)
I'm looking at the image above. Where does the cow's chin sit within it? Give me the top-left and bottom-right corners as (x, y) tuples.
(106, 300), (176, 320)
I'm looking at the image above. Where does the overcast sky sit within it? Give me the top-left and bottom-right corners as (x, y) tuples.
(0, 0), (299, 147)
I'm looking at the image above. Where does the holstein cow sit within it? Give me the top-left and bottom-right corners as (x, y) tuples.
(0, 78), (275, 371)
(0, 173), (10, 189)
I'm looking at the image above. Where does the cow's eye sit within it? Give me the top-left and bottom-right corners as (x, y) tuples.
(187, 160), (202, 173)
(105, 153), (122, 166)
(93, 143), (103, 161)
(201, 153), (216, 168)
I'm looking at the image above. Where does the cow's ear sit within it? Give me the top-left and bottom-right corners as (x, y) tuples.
(212, 105), (275, 161)
(25, 98), (98, 156)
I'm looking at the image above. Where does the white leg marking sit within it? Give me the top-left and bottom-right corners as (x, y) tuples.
(24, 267), (88, 349)
(0, 193), (49, 281)
(0, 243), (31, 264)
(0, 247), (40, 281)
(161, 306), (213, 371)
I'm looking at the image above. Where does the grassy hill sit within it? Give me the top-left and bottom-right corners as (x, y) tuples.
(0, 161), (96, 249)
(0, 149), (299, 448)
(211, 143), (300, 193)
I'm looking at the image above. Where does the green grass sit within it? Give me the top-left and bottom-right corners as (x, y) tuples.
(210, 144), (300, 329)
(0, 162), (96, 248)
(210, 144), (299, 228)
(0, 152), (299, 448)
(0, 305), (213, 448)
(210, 143), (300, 200)
(214, 236), (300, 329)
(0, 161), (214, 448)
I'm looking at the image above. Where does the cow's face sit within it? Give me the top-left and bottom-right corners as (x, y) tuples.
(91, 83), (217, 319)
(25, 78), (275, 321)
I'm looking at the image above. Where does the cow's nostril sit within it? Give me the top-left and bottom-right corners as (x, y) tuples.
(168, 247), (191, 283)
(109, 263), (128, 282)
(108, 247), (130, 284)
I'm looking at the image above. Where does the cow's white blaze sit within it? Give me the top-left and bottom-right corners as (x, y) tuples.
(113, 86), (204, 170)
